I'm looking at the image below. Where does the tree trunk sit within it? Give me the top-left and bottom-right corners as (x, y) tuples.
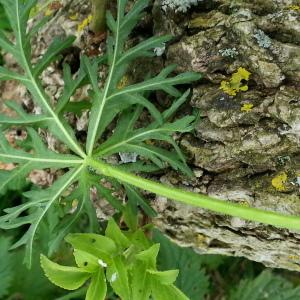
(152, 0), (300, 271)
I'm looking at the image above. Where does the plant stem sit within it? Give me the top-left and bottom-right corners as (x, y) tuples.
(90, 0), (107, 33)
(87, 157), (300, 231)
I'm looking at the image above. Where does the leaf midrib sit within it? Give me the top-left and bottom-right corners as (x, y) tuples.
(15, 0), (85, 158)
(27, 165), (84, 266)
(86, 1), (122, 155)
(98, 127), (175, 156)
(0, 152), (84, 164)
(106, 77), (182, 102)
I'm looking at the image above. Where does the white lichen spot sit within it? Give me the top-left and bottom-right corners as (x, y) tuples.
(218, 47), (239, 58)
(110, 272), (118, 283)
(253, 30), (272, 49)
(154, 43), (166, 56)
(98, 259), (107, 268)
(119, 152), (138, 163)
(161, 0), (203, 13)
(279, 121), (300, 142)
(231, 217), (246, 228)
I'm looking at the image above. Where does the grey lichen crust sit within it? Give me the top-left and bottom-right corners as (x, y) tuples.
(153, 0), (300, 270)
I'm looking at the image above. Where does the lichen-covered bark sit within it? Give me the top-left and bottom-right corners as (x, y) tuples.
(152, 0), (300, 271)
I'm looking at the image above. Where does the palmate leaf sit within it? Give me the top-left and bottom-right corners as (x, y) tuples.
(33, 35), (76, 78)
(0, 126), (82, 198)
(0, 162), (32, 195)
(95, 90), (195, 176)
(0, 0), (85, 157)
(85, 0), (200, 155)
(0, 128), (83, 167)
(48, 169), (94, 255)
(125, 184), (157, 217)
(0, 101), (50, 126)
(0, 166), (84, 266)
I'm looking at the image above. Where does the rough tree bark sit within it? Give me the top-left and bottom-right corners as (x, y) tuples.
(152, 0), (300, 271)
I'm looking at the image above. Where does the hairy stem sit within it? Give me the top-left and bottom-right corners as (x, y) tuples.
(87, 157), (300, 231)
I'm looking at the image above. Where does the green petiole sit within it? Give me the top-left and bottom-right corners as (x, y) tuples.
(90, 0), (107, 33)
(87, 157), (300, 231)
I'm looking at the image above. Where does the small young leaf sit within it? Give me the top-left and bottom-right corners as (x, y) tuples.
(107, 256), (131, 300)
(154, 230), (210, 300)
(105, 218), (131, 249)
(131, 261), (151, 300)
(151, 279), (189, 300)
(136, 244), (160, 269)
(73, 249), (99, 273)
(147, 269), (179, 285)
(40, 255), (91, 290)
(65, 233), (117, 263)
(86, 267), (107, 300)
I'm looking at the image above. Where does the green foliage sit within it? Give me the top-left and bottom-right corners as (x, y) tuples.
(0, 0), (200, 269)
(0, 233), (65, 300)
(229, 270), (300, 300)
(41, 218), (189, 300)
(0, 236), (14, 298)
(154, 230), (210, 300)
(0, 4), (10, 30)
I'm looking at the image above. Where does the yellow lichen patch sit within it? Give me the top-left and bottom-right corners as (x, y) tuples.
(44, 8), (53, 16)
(241, 103), (254, 112)
(29, 4), (41, 17)
(77, 15), (93, 32)
(69, 13), (79, 20)
(196, 234), (208, 247)
(271, 172), (288, 192)
(288, 5), (300, 11)
(220, 67), (251, 96)
(288, 255), (300, 260)
(239, 201), (250, 207)
(117, 75), (130, 89)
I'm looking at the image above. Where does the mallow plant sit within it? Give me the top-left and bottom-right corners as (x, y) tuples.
(1, 0), (300, 298)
